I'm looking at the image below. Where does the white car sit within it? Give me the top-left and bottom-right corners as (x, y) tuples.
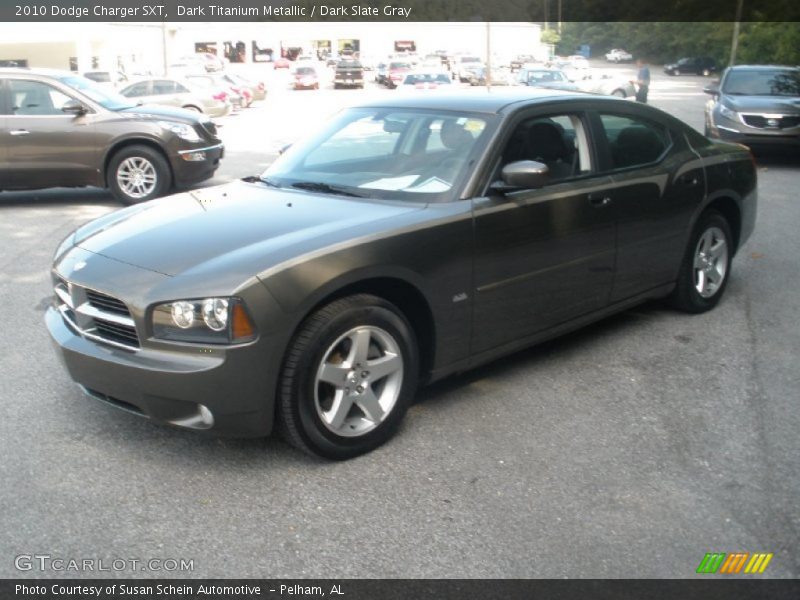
(568, 55), (590, 70)
(396, 72), (453, 92)
(574, 69), (636, 98)
(605, 49), (634, 63)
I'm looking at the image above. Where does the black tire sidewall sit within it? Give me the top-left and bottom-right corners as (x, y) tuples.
(107, 145), (172, 205)
(673, 211), (734, 313)
(283, 299), (418, 459)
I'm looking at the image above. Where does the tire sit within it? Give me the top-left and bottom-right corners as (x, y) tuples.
(669, 211), (733, 313)
(612, 89), (626, 98)
(278, 294), (419, 459)
(107, 145), (171, 205)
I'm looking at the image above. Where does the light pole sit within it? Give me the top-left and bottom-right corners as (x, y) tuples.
(729, 0), (744, 66)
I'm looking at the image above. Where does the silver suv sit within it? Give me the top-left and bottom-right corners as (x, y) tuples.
(0, 68), (224, 204)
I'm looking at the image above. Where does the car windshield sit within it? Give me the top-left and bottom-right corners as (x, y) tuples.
(461, 57), (481, 63)
(262, 107), (492, 202)
(723, 69), (800, 96)
(389, 62), (411, 70)
(295, 67), (316, 75)
(58, 75), (136, 110)
(337, 61), (362, 69)
(526, 70), (565, 82)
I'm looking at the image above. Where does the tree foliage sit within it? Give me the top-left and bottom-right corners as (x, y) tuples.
(557, 21), (800, 66)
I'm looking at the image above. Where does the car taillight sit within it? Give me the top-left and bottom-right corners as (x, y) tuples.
(212, 91), (227, 101)
(257, 82), (265, 91)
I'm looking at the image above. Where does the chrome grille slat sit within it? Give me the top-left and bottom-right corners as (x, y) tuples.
(741, 114), (800, 130)
(53, 276), (140, 351)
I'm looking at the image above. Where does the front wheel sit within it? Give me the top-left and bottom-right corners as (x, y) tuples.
(278, 294), (419, 459)
(107, 145), (171, 205)
(669, 211), (733, 313)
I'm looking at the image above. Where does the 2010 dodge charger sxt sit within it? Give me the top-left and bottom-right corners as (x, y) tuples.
(46, 90), (757, 459)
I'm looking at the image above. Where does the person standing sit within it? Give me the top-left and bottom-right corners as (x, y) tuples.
(634, 59), (651, 103)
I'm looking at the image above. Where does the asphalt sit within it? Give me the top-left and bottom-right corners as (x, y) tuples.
(1, 63), (798, 579)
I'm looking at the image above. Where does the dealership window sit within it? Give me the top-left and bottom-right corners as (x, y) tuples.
(0, 59), (27, 68)
(394, 41), (416, 52)
(195, 42), (218, 55)
(9, 80), (73, 116)
(252, 42), (273, 63)
(597, 114), (670, 169)
(224, 41), (246, 63)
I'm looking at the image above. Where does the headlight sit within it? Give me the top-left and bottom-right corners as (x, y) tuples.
(718, 104), (738, 121)
(152, 297), (256, 344)
(157, 120), (202, 142)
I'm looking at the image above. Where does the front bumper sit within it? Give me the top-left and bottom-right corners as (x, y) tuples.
(711, 125), (800, 149)
(46, 303), (273, 438)
(172, 143), (224, 187)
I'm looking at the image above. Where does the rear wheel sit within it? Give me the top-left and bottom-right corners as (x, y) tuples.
(107, 145), (171, 205)
(670, 210), (733, 313)
(278, 294), (419, 459)
(612, 89), (626, 98)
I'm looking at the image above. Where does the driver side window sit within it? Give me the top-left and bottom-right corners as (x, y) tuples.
(500, 113), (592, 184)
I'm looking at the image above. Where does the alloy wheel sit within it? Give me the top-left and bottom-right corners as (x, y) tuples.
(693, 226), (729, 298)
(116, 157), (157, 200)
(314, 325), (404, 437)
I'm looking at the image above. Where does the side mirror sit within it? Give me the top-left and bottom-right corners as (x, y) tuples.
(61, 99), (87, 115)
(279, 143), (291, 155)
(493, 160), (550, 191)
(703, 81), (720, 95)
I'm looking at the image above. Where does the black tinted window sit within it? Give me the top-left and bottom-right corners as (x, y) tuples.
(599, 114), (670, 169)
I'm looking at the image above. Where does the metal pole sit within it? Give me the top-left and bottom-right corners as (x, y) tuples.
(486, 22), (492, 92)
(161, 21), (168, 76)
(558, 0), (562, 35)
(729, 0), (744, 66)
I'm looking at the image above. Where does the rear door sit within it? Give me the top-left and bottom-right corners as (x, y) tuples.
(5, 77), (98, 189)
(589, 110), (705, 302)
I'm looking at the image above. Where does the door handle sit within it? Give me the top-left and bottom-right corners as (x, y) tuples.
(588, 194), (612, 207)
(679, 176), (700, 186)
(10, 129), (30, 136)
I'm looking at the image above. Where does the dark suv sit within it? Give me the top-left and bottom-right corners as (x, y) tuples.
(703, 65), (800, 149)
(663, 57), (718, 76)
(0, 68), (224, 204)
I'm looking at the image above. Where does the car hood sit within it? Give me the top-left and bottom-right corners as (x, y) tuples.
(72, 180), (423, 279)
(118, 103), (207, 125)
(723, 95), (800, 114)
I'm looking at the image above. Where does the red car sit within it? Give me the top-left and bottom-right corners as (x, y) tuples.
(273, 57), (291, 69)
(385, 61), (412, 88)
(293, 66), (319, 90)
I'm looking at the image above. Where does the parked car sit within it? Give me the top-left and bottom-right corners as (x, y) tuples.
(292, 66), (320, 90)
(384, 61), (412, 88)
(703, 65), (800, 148)
(574, 69), (636, 98)
(397, 72), (453, 91)
(228, 73), (267, 101)
(605, 49), (633, 63)
(83, 70), (128, 89)
(217, 73), (255, 107)
(172, 52), (225, 74)
(46, 89), (756, 459)
(664, 57), (718, 76)
(454, 55), (483, 82)
(568, 55), (590, 70)
(467, 67), (514, 86)
(184, 74), (245, 110)
(0, 68), (223, 204)
(119, 77), (232, 118)
(516, 67), (580, 91)
(510, 55), (537, 71)
(333, 59), (364, 89)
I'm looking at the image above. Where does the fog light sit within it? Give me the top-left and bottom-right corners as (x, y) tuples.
(181, 151), (207, 162)
(171, 301), (195, 328)
(202, 298), (228, 331)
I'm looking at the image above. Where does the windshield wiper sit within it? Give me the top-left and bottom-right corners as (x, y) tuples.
(290, 181), (363, 197)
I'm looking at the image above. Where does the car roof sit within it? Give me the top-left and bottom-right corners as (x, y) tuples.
(353, 88), (605, 114)
(0, 67), (77, 79)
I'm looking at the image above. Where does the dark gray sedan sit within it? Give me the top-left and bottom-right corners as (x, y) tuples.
(46, 90), (757, 459)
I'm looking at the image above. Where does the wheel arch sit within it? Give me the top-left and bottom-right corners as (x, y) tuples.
(704, 195), (742, 252)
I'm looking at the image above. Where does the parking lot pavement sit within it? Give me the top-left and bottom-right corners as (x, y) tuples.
(1, 71), (798, 579)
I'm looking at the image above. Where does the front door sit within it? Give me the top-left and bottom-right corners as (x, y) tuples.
(472, 111), (617, 354)
(5, 78), (98, 189)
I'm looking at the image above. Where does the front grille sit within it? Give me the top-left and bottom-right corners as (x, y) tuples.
(741, 114), (800, 129)
(53, 275), (140, 351)
(86, 289), (130, 316)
